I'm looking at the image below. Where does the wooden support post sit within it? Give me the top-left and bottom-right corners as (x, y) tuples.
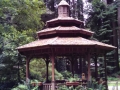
(45, 57), (50, 83)
(94, 55), (98, 81)
(82, 57), (86, 73)
(87, 53), (91, 81)
(50, 53), (55, 90)
(26, 58), (30, 82)
(104, 53), (108, 90)
(70, 56), (75, 77)
(79, 58), (82, 74)
(74, 57), (78, 74)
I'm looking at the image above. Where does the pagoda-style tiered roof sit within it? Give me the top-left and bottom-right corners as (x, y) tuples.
(17, 0), (116, 55)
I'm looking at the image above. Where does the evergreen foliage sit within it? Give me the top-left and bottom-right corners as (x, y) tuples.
(77, 0), (84, 20)
(0, 0), (45, 89)
(0, 0), (45, 30)
(86, 0), (120, 73)
(86, 0), (116, 44)
(56, 57), (66, 72)
(30, 59), (63, 82)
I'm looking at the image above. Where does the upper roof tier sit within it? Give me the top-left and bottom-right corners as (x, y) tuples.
(37, 26), (94, 39)
(46, 17), (84, 28)
(37, 0), (93, 39)
(45, 0), (84, 28)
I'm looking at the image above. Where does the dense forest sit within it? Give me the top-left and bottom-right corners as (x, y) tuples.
(0, 0), (45, 89)
(0, 0), (120, 89)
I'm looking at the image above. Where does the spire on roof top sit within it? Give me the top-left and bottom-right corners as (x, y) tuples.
(58, 0), (70, 7)
(58, 0), (70, 17)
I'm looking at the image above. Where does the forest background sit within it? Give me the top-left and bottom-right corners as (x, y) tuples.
(0, 0), (120, 89)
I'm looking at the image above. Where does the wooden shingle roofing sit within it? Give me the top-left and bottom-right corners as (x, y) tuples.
(37, 26), (94, 38)
(17, 37), (116, 51)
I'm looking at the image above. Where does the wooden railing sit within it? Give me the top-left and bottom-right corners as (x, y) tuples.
(42, 83), (52, 90)
(31, 80), (88, 90)
(42, 80), (87, 90)
(42, 83), (60, 90)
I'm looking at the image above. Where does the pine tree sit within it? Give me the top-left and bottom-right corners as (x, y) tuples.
(77, 0), (84, 21)
(114, 0), (120, 71)
(86, 0), (119, 73)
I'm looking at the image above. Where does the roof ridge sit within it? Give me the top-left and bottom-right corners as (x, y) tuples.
(55, 26), (61, 30)
(48, 37), (59, 45)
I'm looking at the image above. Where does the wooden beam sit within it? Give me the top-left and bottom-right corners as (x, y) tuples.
(87, 53), (91, 81)
(71, 56), (75, 77)
(94, 55), (98, 81)
(45, 57), (50, 83)
(26, 58), (30, 82)
(50, 53), (55, 90)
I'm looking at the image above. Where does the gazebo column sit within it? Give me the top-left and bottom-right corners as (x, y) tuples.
(26, 57), (30, 82)
(50, 53), (55, 90)
(74, 57), (78, 74)
(45, 57), (50, 83)
(87, 53), (91, 81)
(82, 57), (86, 73)
(94, 55), (98, 81)
(78, 57), (82, 75)
(104, 53), (108, 90)
(79, 58), (81, 74)
(70, 56), (75, 77)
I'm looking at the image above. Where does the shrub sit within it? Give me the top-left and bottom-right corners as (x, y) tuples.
(61, 70), (72, 79)
(117, 71), (120, 75)
(107, 76), (118, 81)
(30, 59), (63, 82)
(58, 85), (87, 90)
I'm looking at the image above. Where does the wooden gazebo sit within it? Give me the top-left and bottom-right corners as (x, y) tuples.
(17, 0), (116, 89)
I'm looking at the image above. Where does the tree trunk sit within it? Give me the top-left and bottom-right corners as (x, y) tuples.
(112, 21), (119, 71)
(77, 0), (84, 21)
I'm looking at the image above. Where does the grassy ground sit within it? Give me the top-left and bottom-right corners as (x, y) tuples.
(108, 81), (120, 86)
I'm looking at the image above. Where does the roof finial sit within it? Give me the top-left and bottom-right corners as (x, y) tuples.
(58, 0), (70, 7)
(58, 0), (70, 17)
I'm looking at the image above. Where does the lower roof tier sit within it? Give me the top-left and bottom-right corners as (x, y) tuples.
(17, 37), (116, 51)
(46, 17), (84, 28)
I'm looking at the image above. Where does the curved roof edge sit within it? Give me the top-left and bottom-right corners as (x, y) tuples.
(17, 37), (116, 51)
